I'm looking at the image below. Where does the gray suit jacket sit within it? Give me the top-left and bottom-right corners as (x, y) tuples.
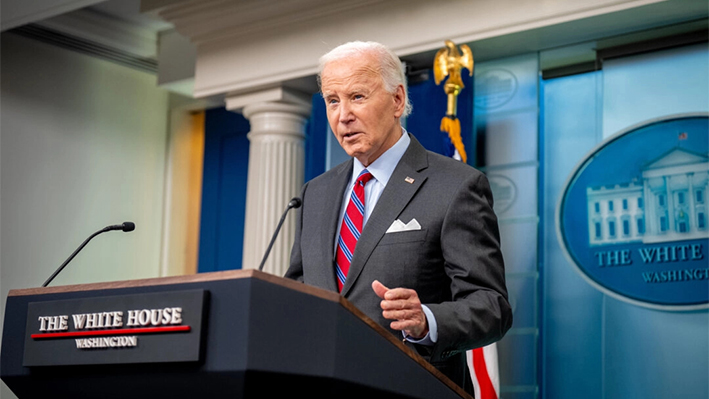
(286, 134), (512, 392)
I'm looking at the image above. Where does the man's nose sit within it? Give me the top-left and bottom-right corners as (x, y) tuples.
(339, 101), (354, 124)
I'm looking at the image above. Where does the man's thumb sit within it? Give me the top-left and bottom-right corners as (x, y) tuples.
(371, 280), (389, 299)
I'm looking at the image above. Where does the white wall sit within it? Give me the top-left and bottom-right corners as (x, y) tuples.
(1, 33), (170, 398)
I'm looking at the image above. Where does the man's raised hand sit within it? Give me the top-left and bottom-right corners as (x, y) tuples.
(372, 280), (428, 339)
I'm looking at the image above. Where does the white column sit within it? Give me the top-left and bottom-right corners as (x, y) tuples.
(643, 178), (655, 235)
(239, 101), (311, 275)
(687, 172), (696, 231)
(665, 176), (675, 233)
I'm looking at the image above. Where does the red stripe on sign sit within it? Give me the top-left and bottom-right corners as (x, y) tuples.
(31, 325), (191, 339)
(472, 347), (498, 399)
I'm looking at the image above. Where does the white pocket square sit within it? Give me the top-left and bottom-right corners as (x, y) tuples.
(386, 218), (422, 233)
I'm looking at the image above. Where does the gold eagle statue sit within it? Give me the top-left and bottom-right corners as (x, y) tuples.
(433, 40), (474, 99)
(433, 40), (473, 163)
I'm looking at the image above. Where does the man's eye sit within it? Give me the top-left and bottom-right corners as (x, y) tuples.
(353, 94), (364, 100)
(327, 98), (339, 105)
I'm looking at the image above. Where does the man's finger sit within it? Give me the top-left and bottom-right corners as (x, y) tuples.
(384, 287), (416, 301)
(382, 309), (418, 320)
(380, 298), (414, 310)
(390, 319), (421, 331)
(371, 280), (389, 299)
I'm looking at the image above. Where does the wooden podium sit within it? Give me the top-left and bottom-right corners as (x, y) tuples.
(1, 270), (470, 398)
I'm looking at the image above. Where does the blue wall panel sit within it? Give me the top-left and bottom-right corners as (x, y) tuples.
(600, 43), (709, 399)
(198, 107), (250, 272)
(473, 53), (541, 398)
(542, 71), (604, 399)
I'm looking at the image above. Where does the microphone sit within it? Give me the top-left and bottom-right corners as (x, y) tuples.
(258, 198), (302, 272)
(104, 222), (136, 232)
(42, 222), (136, 287)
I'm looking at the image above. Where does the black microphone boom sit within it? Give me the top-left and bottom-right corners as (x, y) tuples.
(258, 198), (302, 272)
(42, 222), (136, 287)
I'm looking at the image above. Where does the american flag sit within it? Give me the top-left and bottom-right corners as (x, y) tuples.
(468, 345), (500, 399)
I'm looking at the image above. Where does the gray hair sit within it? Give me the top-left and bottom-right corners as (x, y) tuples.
(318, 41), (412, 117)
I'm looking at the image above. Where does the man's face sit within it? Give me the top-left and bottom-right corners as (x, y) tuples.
(320, 52), (405, 166)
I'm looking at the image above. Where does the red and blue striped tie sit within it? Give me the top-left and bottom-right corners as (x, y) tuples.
(335, 169), (373, 292)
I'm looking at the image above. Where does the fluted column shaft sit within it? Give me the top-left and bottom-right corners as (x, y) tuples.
(241, 102), (311, 275)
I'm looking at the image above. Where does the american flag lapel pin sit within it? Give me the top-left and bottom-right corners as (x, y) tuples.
(404, 176), (415, 184)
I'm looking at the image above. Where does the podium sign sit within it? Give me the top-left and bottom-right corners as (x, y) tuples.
(23, 289), (207, 366)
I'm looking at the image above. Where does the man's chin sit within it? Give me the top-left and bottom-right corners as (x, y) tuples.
(341, 145), (362, 159)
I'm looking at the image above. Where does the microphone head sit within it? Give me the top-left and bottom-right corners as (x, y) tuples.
(288, 197), (302, 209)
(122, 222), (135, 232)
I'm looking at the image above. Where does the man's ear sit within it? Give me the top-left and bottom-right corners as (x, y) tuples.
(393, 84), (406, 118)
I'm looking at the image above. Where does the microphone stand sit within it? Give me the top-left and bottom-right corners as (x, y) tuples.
(42, 223), (135, 287)
(258, 198), (301, 272)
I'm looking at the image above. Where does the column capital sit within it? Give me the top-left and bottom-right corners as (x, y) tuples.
(226, 86), (311, 114)
(240, 97), (312, 141)
(242, 101), (312, 121)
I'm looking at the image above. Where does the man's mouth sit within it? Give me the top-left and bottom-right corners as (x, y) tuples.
(342, 132), (361, 140)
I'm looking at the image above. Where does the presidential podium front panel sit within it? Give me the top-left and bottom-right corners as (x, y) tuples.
(1, 270), (471, 399)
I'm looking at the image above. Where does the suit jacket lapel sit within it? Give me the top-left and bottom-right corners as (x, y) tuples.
(318, 159), (352, 292)
(341, 135), (429, 296)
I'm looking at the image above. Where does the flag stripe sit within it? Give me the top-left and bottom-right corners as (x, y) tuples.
(472, 347), (498, 399)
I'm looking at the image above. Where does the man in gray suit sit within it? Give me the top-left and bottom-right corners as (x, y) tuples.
(285, 41), (512, 393)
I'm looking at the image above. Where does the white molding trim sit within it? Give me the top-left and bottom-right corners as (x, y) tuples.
(151, 0), (384, 45)
(144, 0), (703, 101)
(37, 8), (158, 58)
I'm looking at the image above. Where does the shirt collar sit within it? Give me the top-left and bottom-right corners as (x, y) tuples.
(352, 127), (411, 186)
